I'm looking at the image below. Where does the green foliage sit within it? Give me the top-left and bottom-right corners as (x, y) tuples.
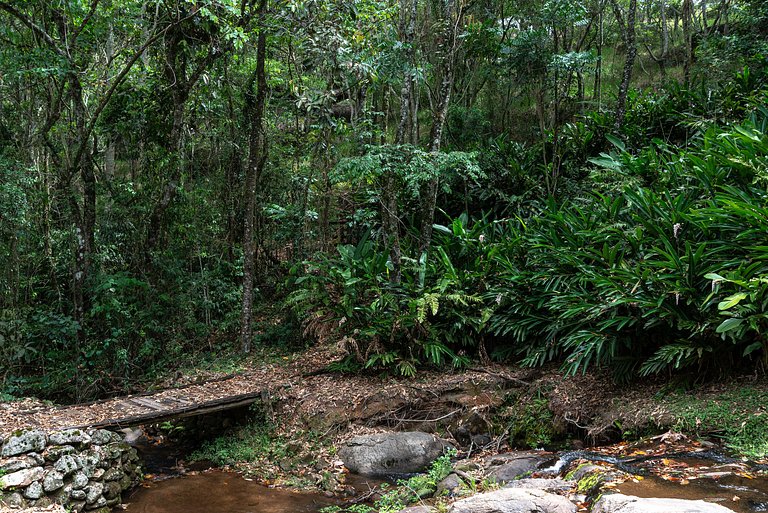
(190, 406), (290, 469)
(374, 450), (456, 513)
(293, 81), (768, 380)
(502, 394), (555, 449)
(666, 387), (768, 458)
(288, 216), (498, 374)
(319, 450), (456, 513)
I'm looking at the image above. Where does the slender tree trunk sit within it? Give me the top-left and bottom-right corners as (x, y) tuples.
(240, 0), (269, 354)
(70, 75), (96, 344)
(659, 0), (669, 75)
(418, 0), (460, 255)
(385, 0), (418, 284)
(612, 0), (638, 132)
(683, 0), (693, 86)
(146, 95), (184, 262)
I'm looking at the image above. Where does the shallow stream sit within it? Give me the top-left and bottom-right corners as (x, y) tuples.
(616, 464), (768, 512)
(119, 471), (337, 513)
(116, 431), (375, 513)
(116, 432), (768, 513)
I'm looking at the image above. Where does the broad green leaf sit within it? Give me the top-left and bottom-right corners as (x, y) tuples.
(718, 292), (748, 310)
(716, 318), (744, 333)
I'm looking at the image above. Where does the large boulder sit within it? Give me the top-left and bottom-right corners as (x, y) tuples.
(339, 432), (451, 476)
(485, 453), (545, 484)
(592, 494), (736, 513)
(448, 488), (576, 513)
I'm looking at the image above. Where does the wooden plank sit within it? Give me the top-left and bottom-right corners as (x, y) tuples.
(46, 371), (256, 411)
(158, 396), (192, 406)
(76, 391), (264, 430)
(128, 397), (167, 411)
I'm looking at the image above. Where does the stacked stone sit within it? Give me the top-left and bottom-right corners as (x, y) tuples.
(0, 428), (142, 512)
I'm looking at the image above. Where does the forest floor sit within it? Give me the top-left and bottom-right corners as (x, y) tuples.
(5, 340), (768, 461)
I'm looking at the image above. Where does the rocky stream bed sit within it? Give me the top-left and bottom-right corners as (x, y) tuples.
(122, 431), (768, 513)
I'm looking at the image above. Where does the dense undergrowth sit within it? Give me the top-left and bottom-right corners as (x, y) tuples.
(289, 69), (768, 381)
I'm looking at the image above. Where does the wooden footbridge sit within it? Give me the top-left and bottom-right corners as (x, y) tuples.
(0, 366), (284, 437)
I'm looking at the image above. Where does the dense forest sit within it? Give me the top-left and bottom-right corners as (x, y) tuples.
(0, 0), (766, 402)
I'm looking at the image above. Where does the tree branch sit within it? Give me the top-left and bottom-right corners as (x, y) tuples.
(71, 0), (101, 43)
(0, 2), (66, 57)
(71, 11), (198, 172)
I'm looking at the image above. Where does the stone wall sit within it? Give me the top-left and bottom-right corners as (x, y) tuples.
(0, 428), (142, 512)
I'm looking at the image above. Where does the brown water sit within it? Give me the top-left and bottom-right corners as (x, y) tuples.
(119, 471), (338, 513)
(618, 474), (768, 513)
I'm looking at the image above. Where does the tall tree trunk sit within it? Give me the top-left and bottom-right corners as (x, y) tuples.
(418, 0), (460, 256)
(682, 0), (693, 86)
(70, 75), (95, 344)
(612, 0), (638, 132)
(659, 0), (669, 75)
(385, 0), (418, 284)
(145, 30), (219, 264)
(240, 0), (269, 354)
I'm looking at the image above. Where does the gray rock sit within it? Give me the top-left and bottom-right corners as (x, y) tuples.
(90, 429), (117, 446)
(43, 470), (65, 492)
(104, 481), (122, 499)
(103, 442), (130, 460)
(54, 454), (80, 475)
(85, 481), (104, 504)
(2, 491), (26, 509)
(454, 460), (482, 472)
(103, 467), (125, 482)
(78, 448), (103, 476)
(72, 471), (89, 489)
(505, 478), (574, 493)
(592, 494), (736, 513)
(487, 454), (544, 484)
(44, 444), (77, 462)
(396, 507), (433, 513)
(118, 473), (133, 490)
(71, 489), (87, 500)
(0, 455), (38, 472)
(49, 429), (92, 447)
(0, 466), (44, 488)
(436, 473), (463, 496)
(28, 452), (45, 465)
(1, 430), (46, 456)
(33, 496), (53, 508)
(90, 495), (108, 509)
(448, 488), (576, 513)
(23, 481), (44, 500)
(339, 432), (451, 476)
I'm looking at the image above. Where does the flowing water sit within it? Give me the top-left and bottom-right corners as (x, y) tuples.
(616, 465), (768, 512)
(119, 471), (338, 513)
(115, 430), (377, 513)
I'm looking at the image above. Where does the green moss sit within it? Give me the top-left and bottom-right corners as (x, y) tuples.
(565, 463), (591, 481)
(576, 471), (604, 494)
